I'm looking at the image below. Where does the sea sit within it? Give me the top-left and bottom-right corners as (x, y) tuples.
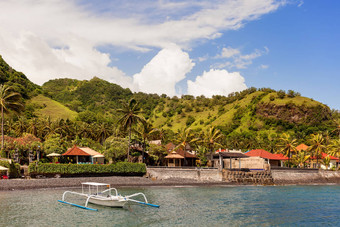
(0, 185), (339, 226)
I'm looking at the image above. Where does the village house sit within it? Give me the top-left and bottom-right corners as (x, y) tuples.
(62, 145), (105, 164)
(164, 143), (197, 167)
(213, 149), (271, 171)
(245, 149), (288, 167)
(296, 144), (339, 169)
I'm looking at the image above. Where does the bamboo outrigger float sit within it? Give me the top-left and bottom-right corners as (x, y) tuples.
(58, 182), (160, 211)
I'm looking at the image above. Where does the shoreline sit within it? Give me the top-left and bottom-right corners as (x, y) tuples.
(1, 176), (340, 191)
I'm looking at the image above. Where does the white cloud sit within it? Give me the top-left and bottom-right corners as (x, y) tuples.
(218, 47), (240, 58)
(0, 31), (132, 86)
(187, 69), (247, 97)
(133, 44), (194, 97)
(259, 64), (269, 69)
(0, 0), (284, 94)
(214, 46), (269, 69)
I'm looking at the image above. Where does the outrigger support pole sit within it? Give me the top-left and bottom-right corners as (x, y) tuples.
(58, 200), (98, 211)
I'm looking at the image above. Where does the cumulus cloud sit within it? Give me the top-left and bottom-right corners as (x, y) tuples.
(0, 32), (132, 86)
(187, 69), (247, 97)
(0, 0), (283, 94)
(133, 45), (194, 97)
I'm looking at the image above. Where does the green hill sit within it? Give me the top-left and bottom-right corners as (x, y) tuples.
(149, 89), (332, 135)
(42, 77), (133, 113)
(0, 54), (337, 143)
(28, 94), (78, 120)
(0, 55), (40, 99)
(41, 77), (336, 142)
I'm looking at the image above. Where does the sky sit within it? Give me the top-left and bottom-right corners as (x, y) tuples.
(0, 0), (339, 110)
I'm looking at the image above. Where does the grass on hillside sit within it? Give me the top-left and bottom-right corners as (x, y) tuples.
(29, 94), (78, 120)
(151, 90), (326, 133)
(262, 93), (319, 106)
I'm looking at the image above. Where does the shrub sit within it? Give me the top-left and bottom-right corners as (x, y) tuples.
(186, 115), (195, 126)
(0, 160), (21, 178)
(28, 162), (146, 177)
(277, 90), (286, 99)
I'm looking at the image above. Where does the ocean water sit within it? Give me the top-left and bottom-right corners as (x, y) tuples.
(0, 185), (339, 226)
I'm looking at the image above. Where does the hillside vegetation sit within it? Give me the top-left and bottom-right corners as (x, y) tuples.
(27, 94), (78, 120)
(0, 55), (40, 99)
(40, 78), (337, 143)
(0, 55), (339, 162)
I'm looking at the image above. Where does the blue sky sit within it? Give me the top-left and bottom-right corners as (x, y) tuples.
(0, 0), (339, 109)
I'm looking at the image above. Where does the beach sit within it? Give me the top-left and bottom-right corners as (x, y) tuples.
(0, 176), (235, 191)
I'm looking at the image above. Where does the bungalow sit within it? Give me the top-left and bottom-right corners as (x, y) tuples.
(213, 149), (271, 171)
(165, 143), (197, 167)
(296, 143), (339, 169)
(62, 145), (105, 164)
(245, 149), (288, 167)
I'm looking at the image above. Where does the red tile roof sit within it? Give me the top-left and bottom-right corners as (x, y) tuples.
(62, 145), (91, 156)
(215, 149), (227, 152)
(296, 144), (309, 151)
(165, 143), (197, 158)
(310, 152), (339, 161)
(296, 144), (339, 161)
(245, 149), (288, 160)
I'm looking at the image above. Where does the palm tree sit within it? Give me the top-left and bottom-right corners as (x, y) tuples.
(308, 133), (327, 168)
(321, 155), (331, 170)
(135, 120), (155, 163)
(276, 133), (297, 167)
(174, 128), (199, 166)
(27, 118), (40, 138)
(0, 84), (23, 149)
(14, 116), (27, 137)
(203, 126), (224, 162)
(328, 139), (340, 158)
(117, 99), (145, 161)
(292, 151), (310, 168)
(96, 122), (111, 145)
(332, 119), (340, 140)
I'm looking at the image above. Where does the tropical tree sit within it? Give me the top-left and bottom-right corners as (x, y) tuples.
(332, 119), (340, 140)
(117, 99), (145, 161)
(202, 126), (223, 162)
(276, 133), (298, 167)
(196, 145), (208, 166)
(96, 122), (111, 145)
(173, 127), (199, 165)
(308, 133), (327, 168)
(102, 136), (128, 163)
(321, 155), (331, 170)
(135, 120), (155, 163)
(0, 84), (23, 150)
(14, 116), (26, 137)
(148, 144), (167, 166)
(292, 151), (310, 168)
(27, 118), (40, 138)
(328, 139), (340, 158)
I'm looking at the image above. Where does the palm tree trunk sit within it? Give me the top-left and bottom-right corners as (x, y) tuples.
(128, 124), (131, 162)
(1, 105), (4, 150)
(142, 138), (145, 163)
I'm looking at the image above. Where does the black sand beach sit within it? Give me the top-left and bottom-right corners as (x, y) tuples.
(0, 176), (233, 191)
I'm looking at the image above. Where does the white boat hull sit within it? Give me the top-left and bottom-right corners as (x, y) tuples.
(87, 196), (128, 208)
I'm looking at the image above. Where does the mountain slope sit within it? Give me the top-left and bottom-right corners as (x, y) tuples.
(28, 94), (78, 120)
(0, 54), (336, 141)
(0, 55), (40, 99)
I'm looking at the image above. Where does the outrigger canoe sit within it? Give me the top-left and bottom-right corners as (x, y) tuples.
(58, 182), (159, 211)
